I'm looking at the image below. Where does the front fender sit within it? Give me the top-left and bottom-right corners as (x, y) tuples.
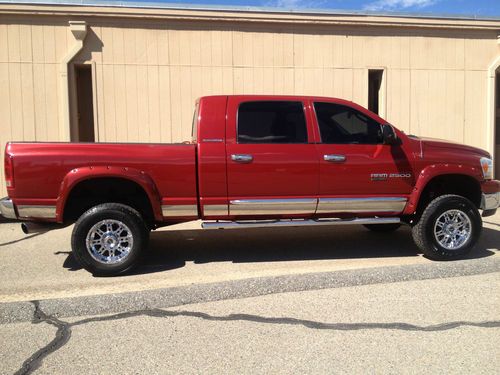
(56, 166), (163, 222)
(403, 164), (483, 215)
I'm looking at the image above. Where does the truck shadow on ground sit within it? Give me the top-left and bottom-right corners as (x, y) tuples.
(60, 225), (499, 275)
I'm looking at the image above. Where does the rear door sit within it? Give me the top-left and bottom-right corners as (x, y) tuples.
(225, 97), (319, 218)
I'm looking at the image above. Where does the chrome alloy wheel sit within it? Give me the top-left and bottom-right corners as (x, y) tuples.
(86, 219), (134, 264)
(433, 209), (472, 250)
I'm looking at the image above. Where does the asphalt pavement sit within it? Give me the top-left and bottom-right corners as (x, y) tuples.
(0, 212), (499, 374)
(1, 215), (499, 303)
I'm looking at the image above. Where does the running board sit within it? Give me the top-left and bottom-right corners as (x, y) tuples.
(202, 217), (400, 230)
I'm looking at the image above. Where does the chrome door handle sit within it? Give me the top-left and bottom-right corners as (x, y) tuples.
(231, 154), (253, 163)
(324, 154), (346, 163)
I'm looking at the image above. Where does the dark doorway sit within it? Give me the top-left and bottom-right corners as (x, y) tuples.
(368, 70), (384, 115)
(495, 71), (500, 179)
(75, 65), (95, 142)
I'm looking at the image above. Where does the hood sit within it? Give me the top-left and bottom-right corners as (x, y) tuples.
(416, 136), (491, 158)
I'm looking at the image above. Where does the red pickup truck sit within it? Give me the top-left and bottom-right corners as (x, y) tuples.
(1, 95), (499, 275)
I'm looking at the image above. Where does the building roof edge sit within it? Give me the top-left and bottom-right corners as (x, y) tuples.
(1, 0), (499, 21)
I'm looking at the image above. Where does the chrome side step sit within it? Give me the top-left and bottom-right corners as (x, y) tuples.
(202, 217), (400, 230)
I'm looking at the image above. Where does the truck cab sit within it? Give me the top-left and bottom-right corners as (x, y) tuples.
(196, 95), (414, 220)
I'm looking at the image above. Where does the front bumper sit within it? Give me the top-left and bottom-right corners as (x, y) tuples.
(480, 192), (500, 210)
(0, 197), (17, 220)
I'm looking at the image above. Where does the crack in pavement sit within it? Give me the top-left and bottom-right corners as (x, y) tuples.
(14, 301), (500, 375)
(74, 309), (500, 331)
(14, 301), (71, 375)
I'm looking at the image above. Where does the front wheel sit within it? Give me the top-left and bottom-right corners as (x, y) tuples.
(411, 195), (481, 260)
(71, 203), (149, 276)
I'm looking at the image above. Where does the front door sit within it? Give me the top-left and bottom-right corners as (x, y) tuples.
(311, 101), (414, 215)
(225, 97), (319, 218)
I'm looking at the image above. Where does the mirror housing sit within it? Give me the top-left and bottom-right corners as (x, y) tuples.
(381, 124), (399, 145)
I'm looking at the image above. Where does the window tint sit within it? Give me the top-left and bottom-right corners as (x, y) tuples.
(237, 101), (307, 144)
(314, 102), (382, 144)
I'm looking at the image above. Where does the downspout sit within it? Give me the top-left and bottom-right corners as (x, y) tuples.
(59, 20), (87, 141)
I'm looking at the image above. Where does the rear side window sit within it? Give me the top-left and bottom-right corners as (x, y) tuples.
(314, 102), (382, 144)
(237, 101), (308, 144)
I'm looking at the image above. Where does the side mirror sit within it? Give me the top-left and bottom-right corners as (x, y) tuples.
(382, 124), (399, 145)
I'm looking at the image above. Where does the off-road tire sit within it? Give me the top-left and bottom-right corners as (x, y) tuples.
(363, 223), (402, 232)
(71, 203), (149, 276)
(411, 194), (481, 260)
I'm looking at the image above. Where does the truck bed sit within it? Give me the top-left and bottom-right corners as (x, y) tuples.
(6, 142), (198, 221)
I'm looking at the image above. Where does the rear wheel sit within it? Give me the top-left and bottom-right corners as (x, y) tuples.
(71, 203), (149, 276)
(363, 223), (402, 232)
(411, 194), (481, 260)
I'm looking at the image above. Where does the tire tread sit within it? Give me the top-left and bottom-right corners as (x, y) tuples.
(411, 194), (481, 260)
(71, 203), (149, 276)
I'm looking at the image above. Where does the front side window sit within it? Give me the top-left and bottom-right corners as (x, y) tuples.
(237, 101), (308, 144)
(314, 102), (382, 144)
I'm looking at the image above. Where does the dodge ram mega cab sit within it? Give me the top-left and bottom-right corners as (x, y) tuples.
(1, 95), (499, 275)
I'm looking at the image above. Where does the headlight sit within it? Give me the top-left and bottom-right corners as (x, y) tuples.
(480, 157), (493, 180)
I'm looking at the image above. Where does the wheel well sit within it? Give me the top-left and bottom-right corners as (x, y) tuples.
(416, 174), (482, 215)
(64, 178), (155, 225)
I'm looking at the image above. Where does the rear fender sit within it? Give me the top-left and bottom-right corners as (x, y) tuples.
(56, 166), (163, 222)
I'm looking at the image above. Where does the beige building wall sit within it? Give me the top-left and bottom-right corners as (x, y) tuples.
(1, 4), (500, 195)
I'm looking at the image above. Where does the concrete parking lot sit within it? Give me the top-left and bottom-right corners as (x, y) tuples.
(0, 213), (499, 374)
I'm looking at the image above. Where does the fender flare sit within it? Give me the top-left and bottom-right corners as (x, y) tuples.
(56, 166), (163, 222)
(403, 164), (483, 215)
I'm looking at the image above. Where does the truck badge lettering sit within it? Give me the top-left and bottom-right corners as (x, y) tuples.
(371, 173), (388, 181)
(371, 173), (412, 181)
(389, 173), (412, 178)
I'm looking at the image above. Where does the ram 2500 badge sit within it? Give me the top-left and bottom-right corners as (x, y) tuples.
(1, 95), (499, 275)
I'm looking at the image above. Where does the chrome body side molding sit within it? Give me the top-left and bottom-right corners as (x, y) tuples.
(227, 197), (407, 216)
(202, 217), (401, 230)
(203, 204), (229, 216)
(316, 197), (407, 214)
(229, 198), (317, 215)
(161, 204), (198, 217)
(17, 205), (57, 219)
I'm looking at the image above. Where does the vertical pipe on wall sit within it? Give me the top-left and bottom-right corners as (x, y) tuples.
(59, 21), (87, 141)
